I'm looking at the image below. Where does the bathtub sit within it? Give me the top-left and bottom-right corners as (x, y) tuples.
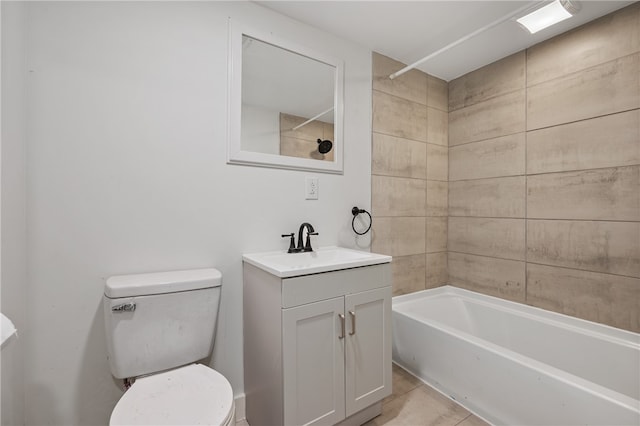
(392, 286), (640, 426)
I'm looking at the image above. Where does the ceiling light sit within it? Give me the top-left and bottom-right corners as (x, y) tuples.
(517, 0), (579, 34)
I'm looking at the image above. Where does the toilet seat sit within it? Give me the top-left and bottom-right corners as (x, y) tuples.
(110, 364), (235, 426)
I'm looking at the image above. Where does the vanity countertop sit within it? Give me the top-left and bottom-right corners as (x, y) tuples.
(243, 246), (391, 278)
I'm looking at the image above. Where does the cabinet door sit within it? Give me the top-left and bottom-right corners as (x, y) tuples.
(345, 286), (392, 416)
(283, 297), (346, 426)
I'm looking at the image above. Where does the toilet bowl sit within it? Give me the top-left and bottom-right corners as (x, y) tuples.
(110, 364), (235, 426)
(103, 268), (233, 426)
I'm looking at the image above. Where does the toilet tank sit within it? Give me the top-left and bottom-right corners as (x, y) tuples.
(103, 268), (222, 379)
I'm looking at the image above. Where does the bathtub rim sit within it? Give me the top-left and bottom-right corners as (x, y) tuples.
(393, 285), (640, 348)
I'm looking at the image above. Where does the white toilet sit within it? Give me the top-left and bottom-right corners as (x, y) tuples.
(103, 268), (235, 426)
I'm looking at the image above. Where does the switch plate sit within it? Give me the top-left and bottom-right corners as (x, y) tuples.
(305, 177), (319, 200)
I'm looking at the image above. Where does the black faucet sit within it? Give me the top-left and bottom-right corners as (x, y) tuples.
(282, 223), (319, 253)
(297, 223), (318, 252)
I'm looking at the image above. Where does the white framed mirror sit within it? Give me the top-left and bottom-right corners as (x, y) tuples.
(228, 19), (344, 174)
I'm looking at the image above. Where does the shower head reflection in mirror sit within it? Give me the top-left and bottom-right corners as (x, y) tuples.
(227, 19), (344, 174)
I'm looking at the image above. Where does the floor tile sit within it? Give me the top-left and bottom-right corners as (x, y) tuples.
(383, 364), (423, 404)
(367, 385), (470, 426)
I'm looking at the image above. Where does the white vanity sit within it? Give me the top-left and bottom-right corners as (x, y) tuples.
(243, 247), (392, 426)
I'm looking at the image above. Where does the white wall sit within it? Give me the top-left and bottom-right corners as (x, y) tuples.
(1, 2), (27, 425)
(23, 2), (372, 425)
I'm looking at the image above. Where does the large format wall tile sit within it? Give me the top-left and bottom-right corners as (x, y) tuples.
(449, 133), (525, 181)
(527, 263), (640, 332)
(372, 217), (426, 257)
(426, 180), (448, 217)
(448, 217), (525, 261)
(449, 52), (525, 111)
(426, 143), (448, 181)
(373, 91), (427, 142)
(372, 132), (427, 179)
(449, 176), (525, 218)
(372, 175), (426, 217)
(527, 54), (640, 130)
(391, 254), (426, 296)
(448, 252), (525, 302)
(526, 110), (640, 174)
(527, 3), (640, 86)
(527, 220), (640, 278)
(427, 107), (448, 146)
(426, 217), (447, 253)
(426, 252), (448, 288)
(371, 53), (448, 297)
(442, 5), (639, 331)
(427, 75), (448, 111)
(449, 90), (525, 146)
(527, 166), (640, 221)
(373, 52), (427, 105)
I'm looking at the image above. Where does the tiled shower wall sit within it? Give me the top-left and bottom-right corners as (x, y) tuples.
(448, 3), (640, 333)
(371, 53), (449, 296)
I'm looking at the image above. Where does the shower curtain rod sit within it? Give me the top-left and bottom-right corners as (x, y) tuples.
(389, 1), (538, 80)
(291, 106), (335, 131)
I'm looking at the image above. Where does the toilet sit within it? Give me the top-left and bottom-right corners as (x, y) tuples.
(103, 268), (235, 426)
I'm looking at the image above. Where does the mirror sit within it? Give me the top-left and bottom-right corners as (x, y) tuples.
(228, 20), (344, 173)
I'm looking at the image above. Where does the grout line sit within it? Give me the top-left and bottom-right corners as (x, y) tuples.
(448, 250), (524, 263)
(526, 106), (640, 133)
(448, 250), (640, 280)
(526, 163), (640, 177)
(524, 50), (529, 304)
(371, 173), (429, 183)
(425, 107), (429, 258)
(426, 140), (450, 148)
(372, 87), (429, 108)
(525, 260), (640, 280)
(526, 217), (639, 223)
(372, 129), (435, 146)
(453, 413), (474, 426)
(449, 163), (640, 183)
(449, 173), (526, 183)
(448, 86), (525, 114)
(451, 160), (639, 193)
(449, 129), (524, 148)
(448, 216), (639, 223)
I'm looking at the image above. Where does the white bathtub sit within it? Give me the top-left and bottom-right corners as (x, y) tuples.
(392, 286), (640, 426)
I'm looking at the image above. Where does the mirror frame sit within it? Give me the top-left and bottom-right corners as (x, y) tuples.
(228, 19), (345, 174)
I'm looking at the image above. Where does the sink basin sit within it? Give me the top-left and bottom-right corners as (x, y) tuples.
(243, 246), (392, 278)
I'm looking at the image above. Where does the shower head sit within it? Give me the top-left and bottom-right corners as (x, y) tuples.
(317, 139), (333, 154)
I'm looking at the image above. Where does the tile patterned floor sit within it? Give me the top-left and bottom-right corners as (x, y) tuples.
(363, 365), (489, 426)
(239, 364), (490, 426)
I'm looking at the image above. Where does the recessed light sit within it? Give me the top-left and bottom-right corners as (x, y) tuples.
(517, 0), (580, 34)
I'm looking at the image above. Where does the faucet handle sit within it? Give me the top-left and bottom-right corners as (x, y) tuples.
(281, 233), (297, 253)
(303, 232), (318, 252)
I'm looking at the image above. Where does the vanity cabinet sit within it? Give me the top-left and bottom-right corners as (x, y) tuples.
(244, 262), (392, 426)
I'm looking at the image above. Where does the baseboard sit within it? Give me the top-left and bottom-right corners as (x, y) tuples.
(234, 393), (246, 421)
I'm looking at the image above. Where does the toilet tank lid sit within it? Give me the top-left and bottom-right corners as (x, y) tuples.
(105, 268), (222, 298)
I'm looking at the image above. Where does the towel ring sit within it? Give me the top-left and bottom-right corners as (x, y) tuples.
(351, 207), (372, 235)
